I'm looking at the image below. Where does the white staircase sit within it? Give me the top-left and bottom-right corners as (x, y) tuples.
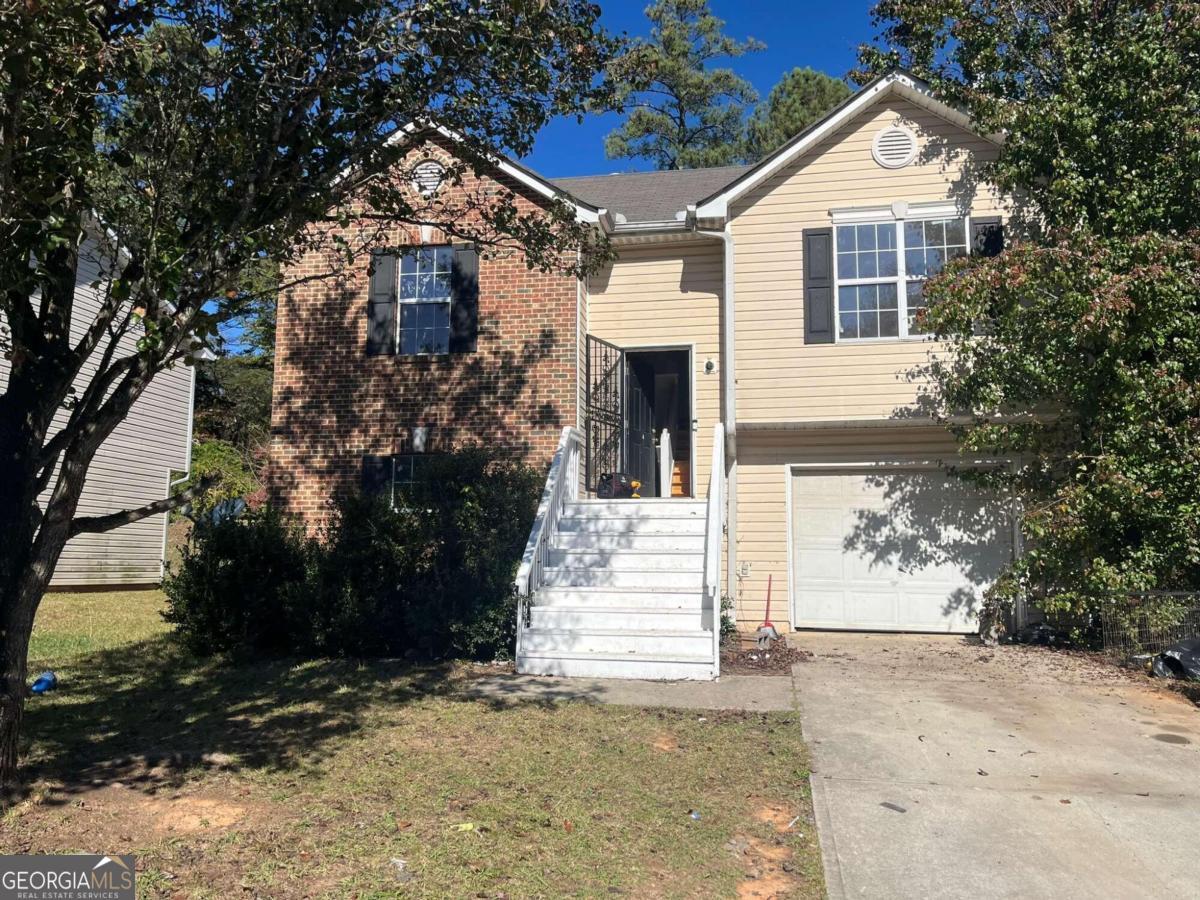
(514, 426), (726, 681)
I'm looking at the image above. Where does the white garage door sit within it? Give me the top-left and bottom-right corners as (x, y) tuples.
(790, 468), (1012, 633)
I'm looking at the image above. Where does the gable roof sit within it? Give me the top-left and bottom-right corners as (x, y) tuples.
(552, 166), (749, 226)
(691, 70), (1003, 221)
(383, 122), (608, 226)
(386, 71), (997, 233)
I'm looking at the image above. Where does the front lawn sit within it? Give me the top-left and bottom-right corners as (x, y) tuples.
(4, 591), (823, 898)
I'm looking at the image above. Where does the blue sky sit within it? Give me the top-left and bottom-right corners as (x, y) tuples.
(523, 1), (878, 178)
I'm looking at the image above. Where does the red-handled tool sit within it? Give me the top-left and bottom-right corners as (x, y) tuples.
(756, 574), (781, 649)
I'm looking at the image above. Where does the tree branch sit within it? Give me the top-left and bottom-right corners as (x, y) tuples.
(69, 476), (214, 537)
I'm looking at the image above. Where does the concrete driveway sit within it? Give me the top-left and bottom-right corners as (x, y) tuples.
(793, 632), (1200, 900)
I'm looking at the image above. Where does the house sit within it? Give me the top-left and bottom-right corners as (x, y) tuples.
(269, 71), (1015, 679)
(0, 234), (199, 589)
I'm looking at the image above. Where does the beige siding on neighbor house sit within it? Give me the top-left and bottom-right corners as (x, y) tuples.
(730, 96), (1006, 424)
(586, 239), (724, 494)
(732, 426), (966, 630)
(0, 239), (196, 588)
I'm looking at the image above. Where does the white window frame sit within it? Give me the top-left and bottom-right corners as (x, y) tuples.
(395, 245), (453, 357)
(830, 202), (971, 344)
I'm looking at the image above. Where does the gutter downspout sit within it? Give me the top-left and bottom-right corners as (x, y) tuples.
(691, 214), (739, 607)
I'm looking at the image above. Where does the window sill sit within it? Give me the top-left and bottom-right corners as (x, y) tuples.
(835, 335), (934, 345)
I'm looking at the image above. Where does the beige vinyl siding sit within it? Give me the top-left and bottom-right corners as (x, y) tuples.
(730, 96), (1007, 424)
(732, 425), (966, 630)
(0, 238), (196, 588)
(586, 239), (723, 493)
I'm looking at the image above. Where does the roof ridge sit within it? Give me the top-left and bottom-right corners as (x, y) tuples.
(551, 163), (751, 182)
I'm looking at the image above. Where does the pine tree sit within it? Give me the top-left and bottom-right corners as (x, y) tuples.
(744, 67), (850, 161)
(605, 0), (763, 170)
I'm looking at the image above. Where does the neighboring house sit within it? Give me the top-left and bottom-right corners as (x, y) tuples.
(270, 71), (1015, 679)
(0, 234), (198, 589)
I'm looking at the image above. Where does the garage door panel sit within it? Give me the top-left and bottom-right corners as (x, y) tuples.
(791, 468), (1011, 633)
(801, 589), (851, 626)
(848, 588), (899, 627)
(795, 546), (845, 579)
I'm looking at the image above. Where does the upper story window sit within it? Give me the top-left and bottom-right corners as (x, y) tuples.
(398, 246), (453, 355)
(835, 216), (967, 341)
(367, 243), (478, 358)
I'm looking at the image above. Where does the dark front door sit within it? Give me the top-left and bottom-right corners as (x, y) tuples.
(624, 362), (656, 493)
(585, 334), (624, 493)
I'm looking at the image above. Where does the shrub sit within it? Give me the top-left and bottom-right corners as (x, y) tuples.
(164, 447), (542, 660)
(163, 506), (312, 656)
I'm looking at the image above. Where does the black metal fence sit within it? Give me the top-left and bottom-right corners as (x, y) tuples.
(1099, 592), (1200, 661)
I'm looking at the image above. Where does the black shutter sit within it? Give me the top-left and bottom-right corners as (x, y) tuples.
(366, 251), (397, 355)
(803, 227), (835, 344)
(971, 216), (1004, 257)
(361, 454), (393, 498)
(449, 245), (479, 353)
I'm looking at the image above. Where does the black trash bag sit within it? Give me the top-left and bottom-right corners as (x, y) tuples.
(1149, 636), (1200, 681)
(596, 472), (640, 499)
(1003, 621), (1074, 648)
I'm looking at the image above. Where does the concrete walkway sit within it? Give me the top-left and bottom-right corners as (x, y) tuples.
(460, 670), (798, 711)
(793, 632), (1200, 900)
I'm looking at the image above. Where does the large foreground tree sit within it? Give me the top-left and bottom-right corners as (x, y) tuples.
(859, 1), (1200, 627)
(0, 0), (613, 785)
(605, 0), (762, 169)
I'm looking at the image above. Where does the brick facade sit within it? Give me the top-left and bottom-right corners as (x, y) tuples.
(269, 138), (581, 529)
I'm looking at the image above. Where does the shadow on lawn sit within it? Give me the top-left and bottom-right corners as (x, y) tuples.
(19, 635), (456, 801)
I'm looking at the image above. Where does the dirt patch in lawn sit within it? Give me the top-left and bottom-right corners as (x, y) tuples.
(5, 778), (277, 852)
(651, 732), (680, 752)
(728, 797), (817, 899)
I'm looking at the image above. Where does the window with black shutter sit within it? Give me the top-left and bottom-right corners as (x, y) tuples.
(366, 245), (479, 356)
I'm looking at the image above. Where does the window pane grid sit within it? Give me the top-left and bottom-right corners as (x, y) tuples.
(904, 217), (967, 279)
(838, 282), (899, 340)
(833, 216), (967, 341)
(397, 247), (452, 355)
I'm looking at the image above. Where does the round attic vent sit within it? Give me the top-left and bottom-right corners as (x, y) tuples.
(871, 126), (917, 169)
(411, 160), (446, 196)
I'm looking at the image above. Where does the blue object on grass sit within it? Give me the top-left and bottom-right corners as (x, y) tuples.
(30, 671), (57, 694)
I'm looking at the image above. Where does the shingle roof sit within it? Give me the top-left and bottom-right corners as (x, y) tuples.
(551, 165), (750, 225)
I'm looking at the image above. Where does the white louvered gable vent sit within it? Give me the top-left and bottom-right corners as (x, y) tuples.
(411, 160), (446, 196)
(871, 126), (918, 169)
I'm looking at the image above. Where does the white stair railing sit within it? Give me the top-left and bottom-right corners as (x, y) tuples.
(514, 425), (582, 657)
(703, 424), (726, 677)
(658, 428), (673, 498)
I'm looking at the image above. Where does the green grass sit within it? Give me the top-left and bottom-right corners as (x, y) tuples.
(29, 590), (170, 664)
(7, 591), (823, 898)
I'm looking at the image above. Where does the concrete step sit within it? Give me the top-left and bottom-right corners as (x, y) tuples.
(531, 587), (705, 610)
(541, 567), (703, 590)
(567, 499), (706, 517)
(529, 605), (705, 631)
(557, 515), (706, 535)
(547, 548), (704, 570)
(519, 628), (712, 656)
(517, 650), (715, 681)
(552, 531), (706, 553)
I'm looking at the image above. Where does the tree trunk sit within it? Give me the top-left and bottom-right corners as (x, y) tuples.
(0, 601), (33, 790)
(0, 370), (72, 788)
